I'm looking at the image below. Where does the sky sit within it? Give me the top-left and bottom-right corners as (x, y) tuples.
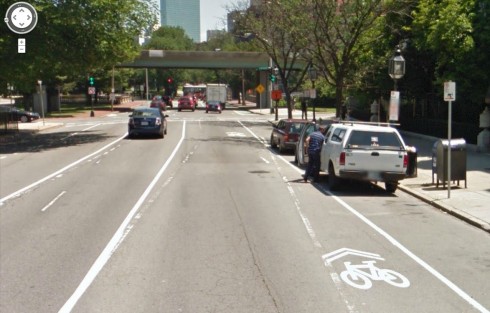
(200, 0), (235, 41)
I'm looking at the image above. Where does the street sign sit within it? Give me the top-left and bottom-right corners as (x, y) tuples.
(88, 87), (96, 95)
(271, 90), (282, 101)
(310, 88), (316, 99)
(444, 81), (456, 102)
(389, 91), (400, 121)
(255, 84), (265, 94)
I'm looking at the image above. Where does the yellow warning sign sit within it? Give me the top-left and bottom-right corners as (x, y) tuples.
(255, 84), (265, 94)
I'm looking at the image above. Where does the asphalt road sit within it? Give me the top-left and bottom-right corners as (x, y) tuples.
(1, 108), (489, 313)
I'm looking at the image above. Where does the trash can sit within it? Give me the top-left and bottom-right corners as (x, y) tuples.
(406, 146), (417, 178)
(432, 138), (467, 188)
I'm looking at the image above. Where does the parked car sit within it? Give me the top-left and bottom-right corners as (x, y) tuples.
(162, 95), (173, 108)
(270, 119), (308, 153)
(128, 107), (168, 138)
(150, 95), (166, 111)
(320, 122), (408, 192)
(205, 100), (222, 114)
(177, 96), (196, 112)
(295, 119), (334, 167)
(0, 106), (40, 123)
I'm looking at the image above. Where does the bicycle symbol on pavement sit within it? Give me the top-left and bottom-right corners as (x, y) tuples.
(322, 248), (410, 290)
(340, 260), (410, 290)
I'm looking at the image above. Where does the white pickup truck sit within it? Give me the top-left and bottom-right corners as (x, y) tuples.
(320, 122), (408, 193)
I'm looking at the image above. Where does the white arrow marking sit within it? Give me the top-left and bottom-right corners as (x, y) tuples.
(322, 248), (385, 264)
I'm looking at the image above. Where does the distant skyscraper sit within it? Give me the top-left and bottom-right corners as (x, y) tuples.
(160, 0), (200, 42)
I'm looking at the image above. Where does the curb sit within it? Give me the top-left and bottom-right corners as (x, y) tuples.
(398, 184), (490, 233)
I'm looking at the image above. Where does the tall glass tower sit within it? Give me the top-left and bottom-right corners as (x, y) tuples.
(160, 0), (201, 42)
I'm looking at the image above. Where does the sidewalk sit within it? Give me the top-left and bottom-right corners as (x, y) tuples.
(244, 105), (490, 233)
(399, 132), (490, 232)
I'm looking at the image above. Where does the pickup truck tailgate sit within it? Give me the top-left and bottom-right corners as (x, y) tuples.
(344, 148), (405, 173)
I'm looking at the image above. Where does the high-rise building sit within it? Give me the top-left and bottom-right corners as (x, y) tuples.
(160, 0), (200, 42)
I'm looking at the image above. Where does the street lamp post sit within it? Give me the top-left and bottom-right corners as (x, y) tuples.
(388, 46), (405, 123)
(308, 66), (317, 122)
(388, 46), (405, 91)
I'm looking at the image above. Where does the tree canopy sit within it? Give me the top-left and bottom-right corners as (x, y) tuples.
(0, 0), (157, 94)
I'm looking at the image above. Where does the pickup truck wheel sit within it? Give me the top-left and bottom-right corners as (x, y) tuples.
(385, 182), (398, 193)
(328, 164), (340, 191)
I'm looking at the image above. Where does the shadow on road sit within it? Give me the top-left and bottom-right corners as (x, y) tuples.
(0, 130), (115, 154)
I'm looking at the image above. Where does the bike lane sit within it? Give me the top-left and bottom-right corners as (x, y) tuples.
(273, 162), (490, 313)
(241, 121), (490, 313)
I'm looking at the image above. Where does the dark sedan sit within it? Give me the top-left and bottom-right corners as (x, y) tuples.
(128, 107), (168, 138)
(0, 106), (40, 123)
(270, 119), (308, 153)
(205, 100), (222, 114)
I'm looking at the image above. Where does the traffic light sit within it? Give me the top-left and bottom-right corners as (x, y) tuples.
(167, 77), (173, 84)
(89, 76), (95, 86)
(269, 74), (276, 82)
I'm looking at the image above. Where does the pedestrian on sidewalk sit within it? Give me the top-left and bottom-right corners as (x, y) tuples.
(301, 100), (308, 120)
(303, 124), (326, 182)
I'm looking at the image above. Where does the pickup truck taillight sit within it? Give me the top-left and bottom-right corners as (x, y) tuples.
(339, 152), (346, 166)
(403, 154), (408, 168)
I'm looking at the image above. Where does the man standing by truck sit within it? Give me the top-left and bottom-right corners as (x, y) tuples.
(303, 125), (326, 182)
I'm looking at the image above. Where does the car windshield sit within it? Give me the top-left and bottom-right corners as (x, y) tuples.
(132, 110), (159, 117)
(287, 122), (305, 134)
(347, 130), (403, 148)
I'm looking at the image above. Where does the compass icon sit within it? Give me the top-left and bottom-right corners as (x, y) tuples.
(4, 2), (38, 34)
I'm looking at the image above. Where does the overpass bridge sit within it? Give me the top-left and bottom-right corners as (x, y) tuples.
(117, 50), (272, 69)
(116, 50), (306, 108)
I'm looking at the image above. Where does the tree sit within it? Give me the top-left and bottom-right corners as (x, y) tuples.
(0, 0), (157, 96)
(234, 0), (311, 119)
(305, 0), (401, 117)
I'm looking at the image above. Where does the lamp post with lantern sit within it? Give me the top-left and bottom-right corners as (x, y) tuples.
(388, 46), (405, 122)
(308, 65), (317, 122)
(388, 45), (405, 91)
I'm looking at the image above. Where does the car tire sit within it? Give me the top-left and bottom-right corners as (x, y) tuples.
(279, 141), (286, 153)
(270, 135), (277, 149)
(20, 115), (28, 123)
(206, 110), (208, 113)
(328, 163), (340, 191)
(385, 182), (398, 193)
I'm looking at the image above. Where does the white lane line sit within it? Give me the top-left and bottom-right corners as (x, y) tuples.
(260, 156), (270, 164)
(41, 191), (66, 212)
(241, 120), (489, 313)
(82, 123), (101, 131)
(58, 121), (186, 313)
(0, 133), (128, 205)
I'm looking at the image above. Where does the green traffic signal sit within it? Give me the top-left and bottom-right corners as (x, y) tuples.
(269, 74), (276, 82)
(89, 77), (95, 86)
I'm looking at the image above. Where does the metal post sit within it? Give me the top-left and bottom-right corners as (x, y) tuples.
(312, 80), (316, 122)
(37, 80), (45, 125)
(111, 66), (115, 111)
(241, 69), (245, 106)
(145, 68), (149, 100)
(275, 100), (278, 121)
(448, 100), (452, 198)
